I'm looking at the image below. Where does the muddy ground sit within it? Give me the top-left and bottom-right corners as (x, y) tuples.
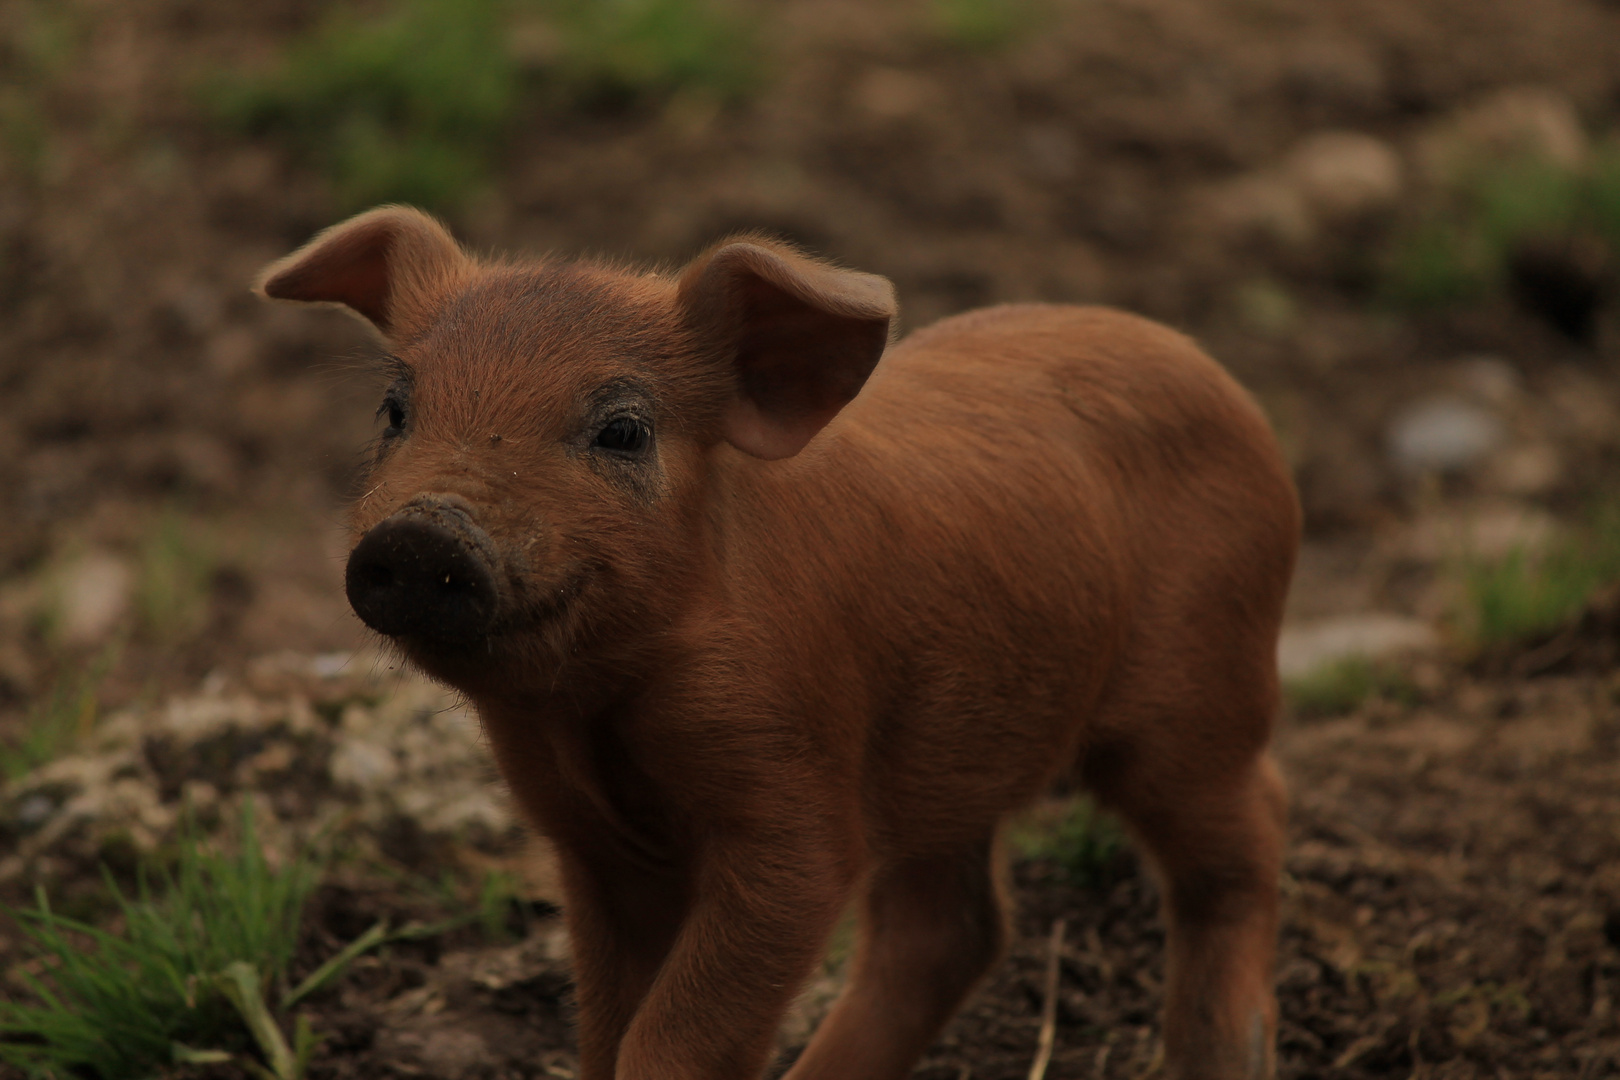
(5, 0), (1620, 1076)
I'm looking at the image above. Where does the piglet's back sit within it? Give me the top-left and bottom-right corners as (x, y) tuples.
(717, 302), (1297, 646)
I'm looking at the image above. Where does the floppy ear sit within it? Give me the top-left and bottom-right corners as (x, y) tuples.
(255, 205), (470, 341)
(677, 239), (896, 460)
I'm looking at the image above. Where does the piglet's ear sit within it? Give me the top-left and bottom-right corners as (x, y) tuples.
(677, 239), (896, 460)
(255, 205), (469, 342)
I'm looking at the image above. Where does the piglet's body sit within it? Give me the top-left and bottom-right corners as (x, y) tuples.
(259, 207), (1299, 1080)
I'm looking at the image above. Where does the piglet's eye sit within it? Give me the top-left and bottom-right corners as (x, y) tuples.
(595, 416), (649, 453)
(377, 395), (406, 437)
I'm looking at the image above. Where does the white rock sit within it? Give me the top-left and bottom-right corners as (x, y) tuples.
(310, 651), (354, 678)
(15, 793), (56, 829)
(418, 789), (512, 836)
(1387, 397), (1505, 474)
(158, 693), (267, 742)
(1206, 130), (1402, 244)
(56, 552), (132, 647)
(1417, 85), (1588, 183)
(1286, 131), (1403, 221)
(329, 738), (399, 790)
(90, 708), (145, 752)
(1278, 614), (1439, 681)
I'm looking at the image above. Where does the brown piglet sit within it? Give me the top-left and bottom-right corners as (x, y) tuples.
(257, 206), (1300, 1080)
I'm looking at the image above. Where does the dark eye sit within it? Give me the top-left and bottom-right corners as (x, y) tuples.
(377, 395), (406, 437)
(595, 416), (649, 453)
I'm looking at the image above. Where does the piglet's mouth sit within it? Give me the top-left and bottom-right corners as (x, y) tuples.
(344, 497), (500, 646)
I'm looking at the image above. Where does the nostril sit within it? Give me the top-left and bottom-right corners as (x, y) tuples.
(354, 561), (395, 593)
(345, 513), (497, 644)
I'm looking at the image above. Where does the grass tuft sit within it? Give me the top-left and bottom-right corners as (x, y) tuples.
(135, 508), (217, 645)
(0, 0), (81, 183)
(1453, 505), (1620, 645)
(0, 643), (118, 781)
(926, 0), (1045, 50)
(1383, 146), (1620, 311)
(541, 0), (759, 109)
(477, 867), (526, 942)
(211, 0), (518, 211)
(0, 802), (322, 1079)
(210, 0), (760, 211)
(1285, 655), (1418, 719)
(1013, 797), (1126, 888)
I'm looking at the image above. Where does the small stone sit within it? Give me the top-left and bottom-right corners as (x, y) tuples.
(1387, 397), (1505, 474)
(1417, 85), (1588, 183)
(310, 651), (353, 678)
(16, 793), (56, 830)
(56, 552), (132, 647)
(1285, 131), (1403, 222)
(416, 789), (512, 837)
(1278, 614), (1438, 681)
(330, 739), (399, 791)
(159, 693), (266, 743)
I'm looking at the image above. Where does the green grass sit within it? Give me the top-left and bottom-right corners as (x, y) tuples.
(0, 644), (118, 781)
(0, 803), (322, 1079)
(1452, 502), (1620, 645)
(1012, 797), (1126, 888)
(212, 0), (518, 211)
(1284, 655), (1418, 720)
(926, 0), (1045, 50)
(1383, 146), (1620, 310)
(1382, 219), (1494, 308)
(1234, 278), (1301, 336)
(210, 0), (759, 211)
(0, 0), (80, 182)
(134, 509), (217, 645)
(542, 0), (758, 108)
(477, 867), (526, 941)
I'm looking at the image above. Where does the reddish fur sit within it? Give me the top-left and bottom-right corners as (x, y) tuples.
(259, 208), (1300, 1080)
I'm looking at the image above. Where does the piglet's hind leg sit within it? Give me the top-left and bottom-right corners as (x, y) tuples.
(1100, 754), (1286, 1080)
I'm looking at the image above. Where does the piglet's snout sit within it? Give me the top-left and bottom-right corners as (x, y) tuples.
(345, 500), (498, 643)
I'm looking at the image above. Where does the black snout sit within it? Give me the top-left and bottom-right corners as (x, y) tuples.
(345, 509), (497, 643)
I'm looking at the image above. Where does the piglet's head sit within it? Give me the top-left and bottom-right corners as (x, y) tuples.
(257, 207), (894, 691)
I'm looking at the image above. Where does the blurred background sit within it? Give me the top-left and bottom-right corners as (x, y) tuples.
(4, 0), (1620, 1077)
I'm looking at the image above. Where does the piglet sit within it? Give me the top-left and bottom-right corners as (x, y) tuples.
(258, 206), (1299, 1080)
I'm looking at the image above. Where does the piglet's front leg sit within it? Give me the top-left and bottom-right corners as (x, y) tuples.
(595, 825), (859, 1080)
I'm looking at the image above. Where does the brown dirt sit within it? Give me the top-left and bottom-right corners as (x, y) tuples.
(6, 0), (1620, 1076)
